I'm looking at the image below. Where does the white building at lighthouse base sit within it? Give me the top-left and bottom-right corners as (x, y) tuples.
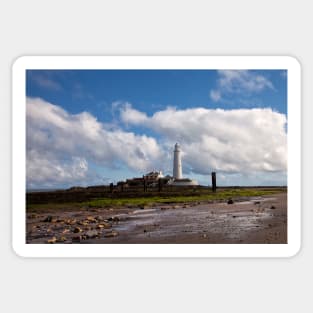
(167, 178), (199, 186)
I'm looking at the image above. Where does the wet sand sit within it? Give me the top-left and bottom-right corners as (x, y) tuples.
(26, 193), (287, 244)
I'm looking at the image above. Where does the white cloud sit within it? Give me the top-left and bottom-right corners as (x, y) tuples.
(30, 73), (62, 91)
(209, 90), (221, 102)
(120, 102), (148, 125)
(27, 151), (88, 187)
(210, 70), (274, 102)
(120, 104), (287, 183)
(27, 98), (164, 187)
(27, 98), (287, 187)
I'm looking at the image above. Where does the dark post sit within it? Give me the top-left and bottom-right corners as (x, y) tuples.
(109, 183), (114, 193)
(143, 179), (147, 192)
(211, 172), (217, 192)
(158, 178), (162, 192)
(121, 182), (124, 192)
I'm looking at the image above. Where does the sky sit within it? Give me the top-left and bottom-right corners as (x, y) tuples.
(26, 69), (287, 189)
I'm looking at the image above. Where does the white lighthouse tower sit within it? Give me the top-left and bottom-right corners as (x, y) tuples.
(168, 143), (199, 186)
(173, 143), (183, 179)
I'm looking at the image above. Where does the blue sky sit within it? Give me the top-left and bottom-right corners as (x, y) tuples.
(26, 69), (287, 189)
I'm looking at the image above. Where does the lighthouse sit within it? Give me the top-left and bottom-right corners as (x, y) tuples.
(168, 143), (199, 186)
(173, 143), (183, 179)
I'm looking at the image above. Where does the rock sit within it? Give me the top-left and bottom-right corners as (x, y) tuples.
(86, 230), (98, 238)
(72, 236), (82, 243)
(73, 227), (82, 233)
(28, 213), (38, 219)
(108, 216), (119, 222)
(43, 216), (53, 223)
(97, 222), (111, 229)
(254, 201), (261, 205)
(103, 222), (112, 228)
(139, 206), (145, 210)
(203, 234), (207, 238)
(86, 216), (97, 223)
(227, 199), (234, 204)
(47, 237), (57, 244)
(78, 221), (89, 226)
(143, 229), (147, 233)
(270, 205), (276, 210)
(65, 219), (77, 225)
(105, 231), (119, 238)
(57, 236), (67, 242)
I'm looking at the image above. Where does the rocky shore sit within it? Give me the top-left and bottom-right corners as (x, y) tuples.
(26, 193), (287, 244)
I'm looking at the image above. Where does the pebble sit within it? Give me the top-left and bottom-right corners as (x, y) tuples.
(72, 236), (81, 242)
(65, 219), (77, 225)
(97, 222), (111, 229)
(105, 231), (119, 238)
(78, 221), (89, 226)
(108, 216), (120, 222)
(43, 216), (53, 223)
(57, 236), (67, 242)
(86, 230), (98, 238)
(47, 237), (57, 244)
(86, 216), (97, 223)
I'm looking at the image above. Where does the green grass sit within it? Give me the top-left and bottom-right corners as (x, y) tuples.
(85, 188), (283, 208)
(27, 188), (286, 212)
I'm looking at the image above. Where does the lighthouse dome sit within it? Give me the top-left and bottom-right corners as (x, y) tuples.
(174, 143), (181, 151)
